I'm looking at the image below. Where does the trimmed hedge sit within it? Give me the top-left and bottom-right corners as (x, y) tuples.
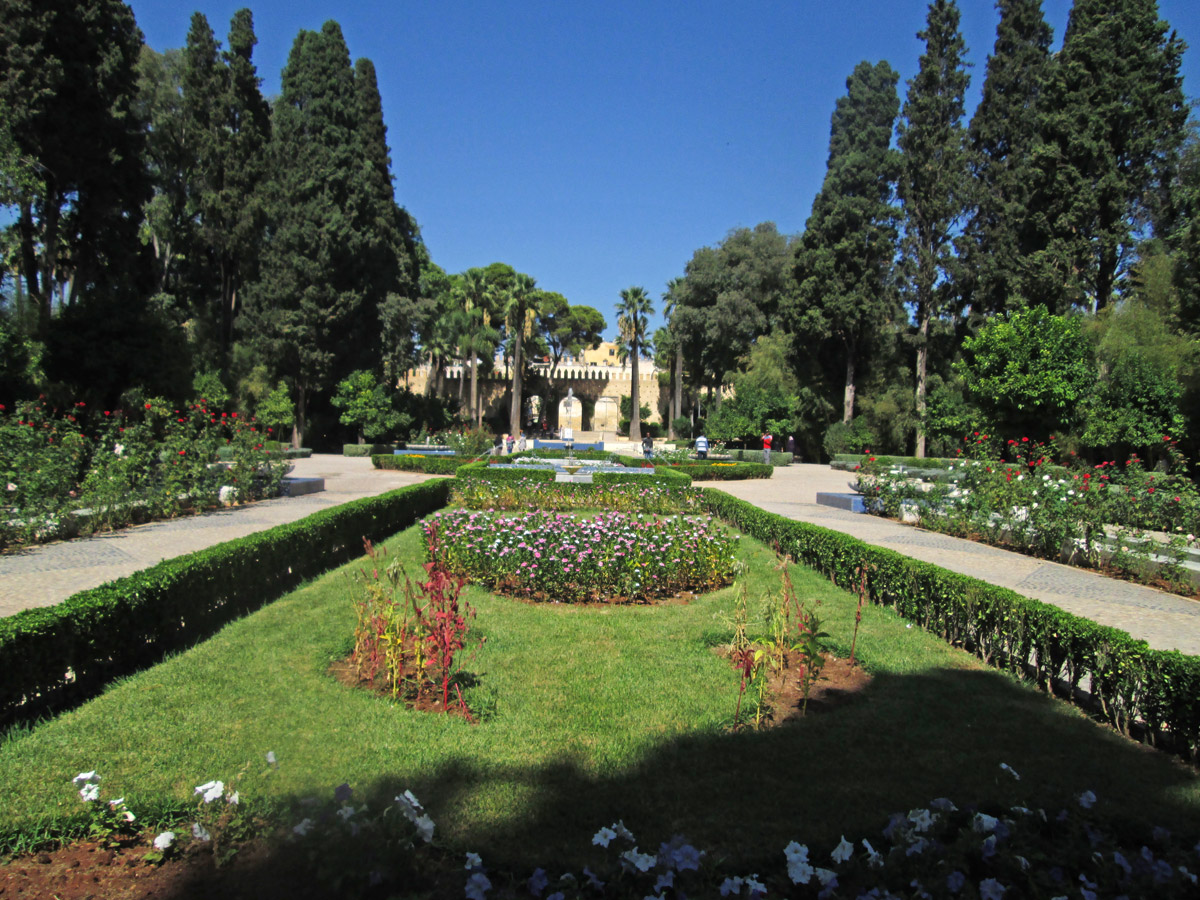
(454, 460), (692, 489)
(657, 462), (773, 481)
(0, 479), (452, 727)
(344, 443), (394, 457)
(371, 454), (466, 475)
(701, 488), (1200, 762)
(727, 449), (791, 466)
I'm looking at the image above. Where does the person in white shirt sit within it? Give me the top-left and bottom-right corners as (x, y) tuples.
(694, 433), (709, 460)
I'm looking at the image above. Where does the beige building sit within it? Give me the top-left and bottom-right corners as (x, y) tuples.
(580, 341), (621, 367)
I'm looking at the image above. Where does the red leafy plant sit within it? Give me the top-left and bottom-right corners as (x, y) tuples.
(349, 528), (481, 720)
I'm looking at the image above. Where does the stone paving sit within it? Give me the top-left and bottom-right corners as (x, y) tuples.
(0, 455), (439, 619)
(712, 464), (1200, 656)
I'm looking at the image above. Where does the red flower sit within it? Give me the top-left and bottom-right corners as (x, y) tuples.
(104, 410), (110, 416)
(178, 450), (186, 456)
(1021, 437), (1029, 442)
(145, 403), (152, 409)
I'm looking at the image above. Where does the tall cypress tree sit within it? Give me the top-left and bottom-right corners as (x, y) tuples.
(897, 0), (971, 458)
(1029, 0), (1187, 311)
(791, 60), (901, 424)
(242, 21), (389, 446)
(964, 0), (1053, 315)
(0, 0), (150, 335)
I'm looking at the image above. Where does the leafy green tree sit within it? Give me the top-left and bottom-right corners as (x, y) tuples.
(332, 369), (402, 443)
(539, 294), (605, 377)
(897, 0), (971, 457)
(0, 0), (151, 335)
(671, 224), (793, 400)
(450, 304), (499, 429)
(661, 278), (685, 434)
(240, 21), (392, 446)
(254, 380), (295, 439)
(1082, 350), (1184, 456)
(1028, 0), (1187, 311)
(963, 0), (1053, 315)
(791, 59), (901, 424)
(958, 306), (1093, 440)
(616, 286), (654, 443)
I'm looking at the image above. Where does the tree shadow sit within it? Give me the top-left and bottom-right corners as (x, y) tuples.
(153, 665), (1200, 898)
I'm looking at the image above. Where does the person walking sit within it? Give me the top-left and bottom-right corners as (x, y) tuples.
(517, 432), (526, 452)
(506, 433), (515, 454)
(642, 433), (653, 461)
(761, 431), (773, 465)
(786, 434), (795, 459)
(694, 432), (709, 460)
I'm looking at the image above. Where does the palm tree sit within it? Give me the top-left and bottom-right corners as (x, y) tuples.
(662, 279), (684, 436)
(454, 269), (495, 424)
(616, 286), (655, 443)
(450, 305), (499, 428)
(504, 272), (538, 437)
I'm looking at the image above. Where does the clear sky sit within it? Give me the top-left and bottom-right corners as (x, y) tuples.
(128, 0), (1200, 342)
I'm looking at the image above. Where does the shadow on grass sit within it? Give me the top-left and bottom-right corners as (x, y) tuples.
(153, 665), (1200, 899)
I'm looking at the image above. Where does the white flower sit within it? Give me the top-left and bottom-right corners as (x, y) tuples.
(1188, 534), (1195, 543)
(999, 762), (1021, 781)
(611, 819), (634, 841)
(292, 818), (313, 837)
(6, 482), (15, 491)
(266, 751), (277, 766)
(195, 780), (224, 804)
(862, 838), (883, 867)
(979, 877), (1006, 900)
(464, 852), (482, 870)
(113, 443), (125, 456)
(815, 867), (837, 887)
(412, 813), (435, 843)
(784, 841), (813, 884)
(831, 835), (854, 863)
(336, 805), (356, 821)
(226, 791), (239, 806)
(908, 808), (936, 832)
(719, 876), (744, 896)
(1078, 790), (1097, 809)
(192, 822), (212, 842)
(73, 771), (99, 784)
(465, 871), (492, 900)
(744, 874), (766, 896)
(153, 831), (175, 851)
(592, 826), (617, 848)
(79, 783), (100, 802)
(621, 848), (656, 872)
(973, 812), (999, 833)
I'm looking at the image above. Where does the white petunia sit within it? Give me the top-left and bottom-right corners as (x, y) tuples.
(973, 812), (999, 833)
(266, 751), (277, 766)
(412, 813), (435, 843)
(1078, 790), (1097, 809)
(831, 835), (854, 864)
(153, 831), (175, 851)
(719, 876), (744, 896)
(192, 822), (212, 842)
(73, 771), (99, 784)
(292, 818), (313, 837)
(862, 838), (883, 868)
(620, 848), (656, 873)
(465, 871), (492, 900)
(908, 808), (936, 832)
(592, 826), (617, 848)
(79, 783), (100, 802)
(784, 841), (813, 884)
(979, 877), (1006, 900)
(195, 780), (224, 804)
(464, 852), (482, 870)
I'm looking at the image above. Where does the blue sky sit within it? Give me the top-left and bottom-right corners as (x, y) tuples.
(128, 0), (1200, 342)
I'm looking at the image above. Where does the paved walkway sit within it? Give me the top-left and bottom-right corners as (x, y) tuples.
(0, 456), (439, 619)
(713, 464), (1200, 656)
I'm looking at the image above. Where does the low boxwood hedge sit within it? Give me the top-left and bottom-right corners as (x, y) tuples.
(453, 460), (692, 488)
(657, 461), (772, 481)
(371, 454), (466, 475)
(726, 449), (791, 466)
(344, 443), (395, 457)
(700, 488), (1200, 762)
(0, 479), (452, 727)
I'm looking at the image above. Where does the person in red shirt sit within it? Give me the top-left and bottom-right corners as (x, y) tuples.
(761, 432), (773, 465)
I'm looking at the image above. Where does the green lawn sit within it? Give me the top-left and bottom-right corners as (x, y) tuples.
(1, 514), (1198, 872)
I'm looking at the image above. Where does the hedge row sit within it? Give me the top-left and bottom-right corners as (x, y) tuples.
(344, 443), (395, 457)
(371, 454), (467, 475)
(701, 489), (1200, 761)
(726, 449), (792, 466)
(453, 460), (692, 488)
(0, 479), (453, 727)
(657, 462), (773, 481)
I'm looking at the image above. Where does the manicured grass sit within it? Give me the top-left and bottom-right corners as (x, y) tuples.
(1, 512), (1199, 872)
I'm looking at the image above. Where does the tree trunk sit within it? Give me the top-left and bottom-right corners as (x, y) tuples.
(292, 383), (306, 449)
(843, 342), (857, 424)
(629, 342), (641, 443)
(915, 307), (928, 458)
(509, 331), (523, 437)
(470, 356), (479, 429)
(672, 343), (682, 436)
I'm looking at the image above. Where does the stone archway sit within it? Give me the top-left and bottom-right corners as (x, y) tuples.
(593, 396), (620, 432)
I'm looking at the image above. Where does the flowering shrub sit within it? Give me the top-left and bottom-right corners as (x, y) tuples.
(854, 436), (1200, 592)
(0, 397), (288, 548)
(423, 510), (738, 602)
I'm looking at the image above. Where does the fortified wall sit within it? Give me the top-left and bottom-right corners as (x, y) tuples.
(404, 362), (668, 432)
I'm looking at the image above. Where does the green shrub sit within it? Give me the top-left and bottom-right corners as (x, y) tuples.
(0, 479), (452, 727)
(700, 488), (1200, 762)
(657, 462), (773, 481)
(344, 443), (395, 457)
(727, 448), (791, 466)
(371, 454), (466, 475)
